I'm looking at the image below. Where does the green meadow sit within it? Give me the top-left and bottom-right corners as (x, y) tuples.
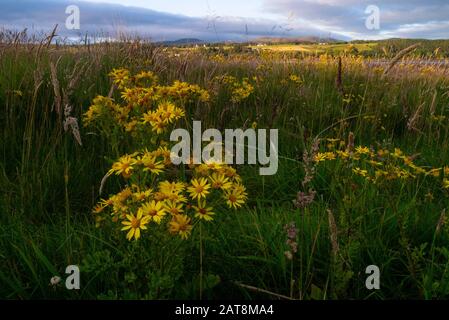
(1, 36), (449, 300)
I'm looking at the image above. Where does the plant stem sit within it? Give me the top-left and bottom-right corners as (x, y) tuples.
(199, 221), (203, 300)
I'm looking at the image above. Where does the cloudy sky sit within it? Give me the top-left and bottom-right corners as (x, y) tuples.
(0, 0), (448, 41)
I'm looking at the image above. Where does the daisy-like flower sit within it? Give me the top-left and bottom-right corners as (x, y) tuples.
(133, 189), (152, 202)
(117, 187), (133, 201)
(154, 191), (169, 202)
(109, 68), (130, 89)
(324, 152), (336, 160)
(172, 107), (185, 119)
(224, 184), (247, 209)
(353, 167), (368, 177)
(83, 104), (102, 124)
(139, 200), (166, 224)
(121, 211), (150, 241)
(159, 181), (187, 203)
(134, 71), (158, 84)
(141, 155), (165, 175)
(392, 148), (404, 158)
(204, 159), (223, 171)
(208, 173), (232, 190)
(169, 214), (193, 239)
(313, 153), (327, 163)
(142, 111), (158, 124)
(193, 201), (215, 221)
(159, 181), (185, 194)
(124, 119), (139, 132)
(110, 195), (127, 214)
(108, 154), (137, 178)
(155, 146), (174, 166)
(221, 166), (238, 180)
(195, 164), (210, 177)
(367, 160), (383, 167)
(164, 200), (184, 216)
(167, 192), (188, 203)
(443, 178), (449, 189)
(97, 198), (113, 211)
(355, 146), (370, 155)
(336, 150), (350, 159)
(187, 178), (211, 200)
(157, 101), (176, 123)
(150, 117), (167, 134)
(92, 204), (105, 215)
(121, 88), (137, 102)
(375, 170), (389, 179)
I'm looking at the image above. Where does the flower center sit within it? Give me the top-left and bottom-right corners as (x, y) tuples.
(131, 217), (140, 228)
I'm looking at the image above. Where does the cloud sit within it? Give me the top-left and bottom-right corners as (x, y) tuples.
(0, 0), (329, 41)
(1, 0), (447, 40)
(262, 0), (449, 39)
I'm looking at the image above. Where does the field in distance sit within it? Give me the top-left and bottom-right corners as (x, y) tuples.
(249, 42), (378, 53)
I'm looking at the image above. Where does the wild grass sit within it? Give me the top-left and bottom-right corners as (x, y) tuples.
(1, 31), (449, 299)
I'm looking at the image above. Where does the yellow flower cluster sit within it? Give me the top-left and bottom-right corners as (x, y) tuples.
(157, 80), (210, 103)
(211, 54), (226, 63)
(83, 95), (120, 126)
(88, 68), (246, 242)
(109, 69), (160, 91)
(83, 69), (209, 134)
(213, 75), (254, 103)
(315, 138), (449, 190)
(94, 150), (247, 241)
(288, 74), (303, 85)
(142, 101), (185, 134)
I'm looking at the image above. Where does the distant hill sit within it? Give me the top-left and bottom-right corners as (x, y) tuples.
(157, 36), (344, 46)
(251, 36), (342, 44)
(158, 38), (204, 46)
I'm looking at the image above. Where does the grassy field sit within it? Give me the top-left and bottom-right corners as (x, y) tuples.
(250, 42), (378, 54)
(2, 35), (449, 300)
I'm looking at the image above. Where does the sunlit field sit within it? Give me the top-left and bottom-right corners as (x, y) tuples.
(2, 31), (449, 300)
(249, 42), (378, 54)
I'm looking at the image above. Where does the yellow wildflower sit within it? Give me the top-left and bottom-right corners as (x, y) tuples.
(353, 167), (368, 177)
(139, 200), (166, 224)
(187, 178), (211, 200)
(121, 211), (150, 241)
(141, 155), (164, 175)
(108, 154), (137, 178)
(209, 173), (232, 190)
(355, 146), (370, 155)
(169, 214), (193, 239)
(314, 153), (327, 162)
(164, 201), (184, 216)
(193, 201), (215, 221)
(224, 184), (247, 209)
(133, 189), (152, 202)
(443, 179), (449, 189)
